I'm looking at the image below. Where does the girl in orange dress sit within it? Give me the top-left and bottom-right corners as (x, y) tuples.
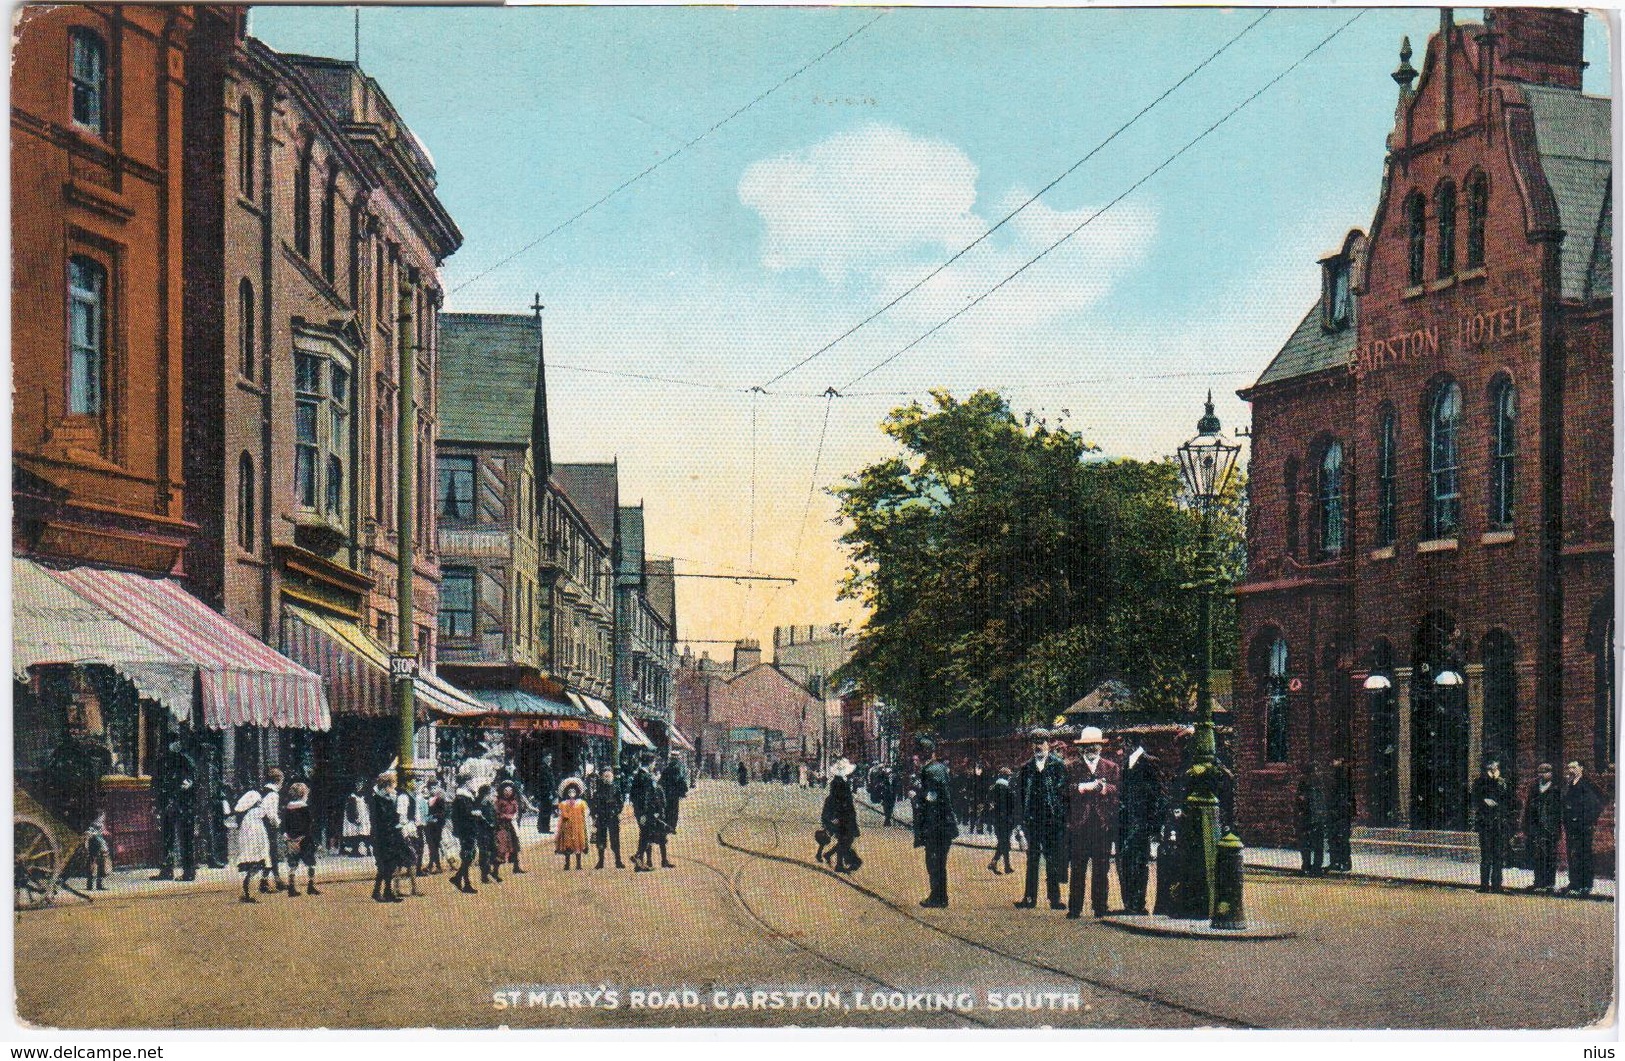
(554, 778), (589, 869)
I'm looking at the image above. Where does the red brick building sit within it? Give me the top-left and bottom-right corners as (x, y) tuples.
(1234, 10), (1613, 855)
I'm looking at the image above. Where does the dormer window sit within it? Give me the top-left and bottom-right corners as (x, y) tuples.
(1324, 259), (1352, 331)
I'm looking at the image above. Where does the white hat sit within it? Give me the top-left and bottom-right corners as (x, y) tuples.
(1077, 726), (1106, 745)
(831, 757), (854, 778)
(557, 776), (586, 799)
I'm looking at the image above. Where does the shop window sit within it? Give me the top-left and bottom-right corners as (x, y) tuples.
(439, 455), (476, 521)
(1316, 438), (1345, 560)
(238, 452), (256, 551)
(1427, 380), (1462, 539)
(239, 279), (255, 379)
(440, 568), (475, 639)
(70, 28), (107, 134)
(1489, 376), (1516, 528)
(1376, 406), (1397, 547)
(1435, 180), (1457, 279)
(239, 97), (256, 199)
(68, 255), (107, 415)
(1465, 171), (1488, 269)
(1405, 192), (1426, 287)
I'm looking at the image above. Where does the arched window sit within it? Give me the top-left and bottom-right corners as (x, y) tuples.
(1465, 171), (1488, 269)
(1481, 629), (1516, 767)
(238, 279), (255, 379)
(1405, 192), (1427, 287)
(320, 171), (337, 283)
(1427, 381), (1462, 539)
(67, 255), (107, 415)
(1316, 439), (1345, 560)
(1489, 376), (1516, 528)
(1266, 636), (1290, 763)
(70, 28), (107, 134)
(1284, 458), (1301, 559)
(293, 144), (313, 259)
(237, 452), (256, 551)
(1435, 180), (1457, 279)
(1376, 406), (1397, 547)
(239, 97), (256, 199)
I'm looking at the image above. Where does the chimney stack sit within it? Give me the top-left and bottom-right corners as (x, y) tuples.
(733, 638), (763, 672)
(1490, 7), (1587, 90)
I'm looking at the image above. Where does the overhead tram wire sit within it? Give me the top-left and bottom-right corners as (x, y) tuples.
(749, 386), (838, 629)
(448, 11), (887, 296)
(753, 9), (1273, 392)
(841, 9), (1369, 391)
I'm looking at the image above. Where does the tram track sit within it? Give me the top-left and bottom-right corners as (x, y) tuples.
(708, 788), (1258, 1029)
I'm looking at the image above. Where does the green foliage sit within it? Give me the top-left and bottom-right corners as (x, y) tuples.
(833, 389), (1243, 732)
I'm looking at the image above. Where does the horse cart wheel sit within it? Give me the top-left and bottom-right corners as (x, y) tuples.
(14, 819), (59, 909)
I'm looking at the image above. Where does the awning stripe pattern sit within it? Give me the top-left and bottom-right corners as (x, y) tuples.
(619, 713), (655, 749)
(13, 558), (329, 731)
(281, 603), (487, 719)
(668, 725), (696, 752)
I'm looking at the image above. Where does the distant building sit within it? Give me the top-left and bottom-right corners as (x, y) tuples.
(678, 640), (821, 777)
(772, 623), (856, 699)
(615, 504), (679, 754)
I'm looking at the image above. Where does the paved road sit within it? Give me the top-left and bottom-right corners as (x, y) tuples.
(14, 782), (1614, 1030)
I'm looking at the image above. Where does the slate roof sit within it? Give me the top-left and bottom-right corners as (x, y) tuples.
(618, 505), (645, 579)
(1523, 84), (1613, 300)
(1248, 302), (1356, 390)
(439, 314), (543, 447)
(551, 463), (618, 545)
(644, 558), (677, 632)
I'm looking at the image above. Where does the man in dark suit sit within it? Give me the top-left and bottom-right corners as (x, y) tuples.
(150, 739), (198, 882)
(1471, 757), (1514, 893)
(1558, 759), (1605, 897)
(1013, 727), (1069, 910)
(912, 738), (957, 908)
(1295, 762), (1327, 877)
(1066, 726), (1120, 918)
(1326, 757), (1355, 872)
(1116, 734), (1162, 915)
(1522, 762), (1562, 893)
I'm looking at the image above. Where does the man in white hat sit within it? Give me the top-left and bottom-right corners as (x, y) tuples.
(1065, 726), (1120, 918)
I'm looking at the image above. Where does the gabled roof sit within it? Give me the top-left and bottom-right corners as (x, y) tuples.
(644, 558), (677, 633)
(551, 463), (618, 545)
(439, 314), (544, 448)
(1247, 301), (1356, 390)
(618, 505), (645, 580)
(1522, 84), (1613, 300)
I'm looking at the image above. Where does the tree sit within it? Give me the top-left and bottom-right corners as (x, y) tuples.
(833, 389), (1242, 733)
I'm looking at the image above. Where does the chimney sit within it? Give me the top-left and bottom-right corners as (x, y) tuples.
(733, 638), (762, 672)
(1490, 7), (1586, 90)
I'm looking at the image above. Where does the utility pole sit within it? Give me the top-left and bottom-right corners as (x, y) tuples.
(394, 284), (417, 788)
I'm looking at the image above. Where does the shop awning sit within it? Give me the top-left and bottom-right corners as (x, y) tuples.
(282, 603), (486, 719)
(668, 725), (696, 752)
(13, 557), (329, 731)
(619, 713), (655, 749)
(436, 688), (614, 737)
(567, 691), (616, 721)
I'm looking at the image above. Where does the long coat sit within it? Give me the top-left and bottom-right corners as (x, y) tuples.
(990, 778), (1017, 832)
(233, 789), (278, 867)
(913, 760), (959, 847)
(371, 788), (412, 864)
(822, 774), (860, 842)
(1067, 756), (1120, 848)
(1016, 754), (1070, 839)
(1118, 751), (1164, 841)
(660, 762), (690, 831)
(1471, 773), (1514, 833)
(1563, 777), (1605, 833)
(1523, 780), (1562, 841)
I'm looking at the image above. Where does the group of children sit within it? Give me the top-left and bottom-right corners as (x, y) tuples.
(553, 755), (680, 873)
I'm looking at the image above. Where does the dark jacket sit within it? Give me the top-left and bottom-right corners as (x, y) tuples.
(1015, 754), (1070, 832)
(990, 777), (1017, 831)
(913, 760), (959, 846)
(151, 747), (197, 813)
(451, 789), (479, 841)
(1523, 779), (1562, 840)
(370, 788), (410, 860)
(1066, 755), (1120, 839)
(282, 801), (315, 843)
(659, 762), (689, 804)
(822, 774), (860, 841)
(1118, 750), (1164, 839)
(630, 767), (658, 816)
(590, 779), (625, 825)
(1326, 763), (1355, 825)
(1563, 777), (1605, 833)
(1295, 771), (1328, 828)
(1471, 772), (1514, 831)
(638, 785), (669, 840)
(736, 762), (749, 786)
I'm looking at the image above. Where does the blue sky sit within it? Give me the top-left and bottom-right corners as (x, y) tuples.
(254, 6), (1612, 651)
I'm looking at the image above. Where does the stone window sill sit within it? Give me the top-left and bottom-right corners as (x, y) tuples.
(1481, 529), (1515, 546)
(1417, 537), (1459, 554)
(1369, 545), (1395, 560)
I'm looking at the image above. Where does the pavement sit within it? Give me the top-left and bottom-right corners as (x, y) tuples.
(14, 782), (1617, 1030)
(860, 797), (1616, 899)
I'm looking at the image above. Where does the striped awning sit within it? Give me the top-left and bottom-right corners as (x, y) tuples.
(619, 712), (655, 749)
(668, 725), (696, 752)
(567, 691), (616, 721)
(281, 603), (486, 719)
(435, 688), (615, 737)
(13, 557), (329, 731)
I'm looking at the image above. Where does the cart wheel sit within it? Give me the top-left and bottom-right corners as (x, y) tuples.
(14, 821), (59, 909)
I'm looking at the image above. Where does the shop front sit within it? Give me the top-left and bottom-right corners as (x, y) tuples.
(433, 688), (614, 798)
(13, 558), (329, 868)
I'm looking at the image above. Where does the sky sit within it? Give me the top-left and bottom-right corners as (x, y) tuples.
(252, 5), (1612, 657)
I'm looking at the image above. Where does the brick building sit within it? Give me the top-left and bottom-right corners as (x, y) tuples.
(1233, 10), (1613, 857)
(678, 640), (822, 777)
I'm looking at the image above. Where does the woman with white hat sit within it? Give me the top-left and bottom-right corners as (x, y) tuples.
(821, 757), (862, 872)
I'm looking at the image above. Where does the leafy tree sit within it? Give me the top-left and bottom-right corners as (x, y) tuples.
(833, 389), (1243, 734)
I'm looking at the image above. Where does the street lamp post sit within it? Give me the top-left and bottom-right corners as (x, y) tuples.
(1172, 392), (1242, 926)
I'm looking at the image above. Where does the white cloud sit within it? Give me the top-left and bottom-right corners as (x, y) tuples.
(737, 123), (1156, 331)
